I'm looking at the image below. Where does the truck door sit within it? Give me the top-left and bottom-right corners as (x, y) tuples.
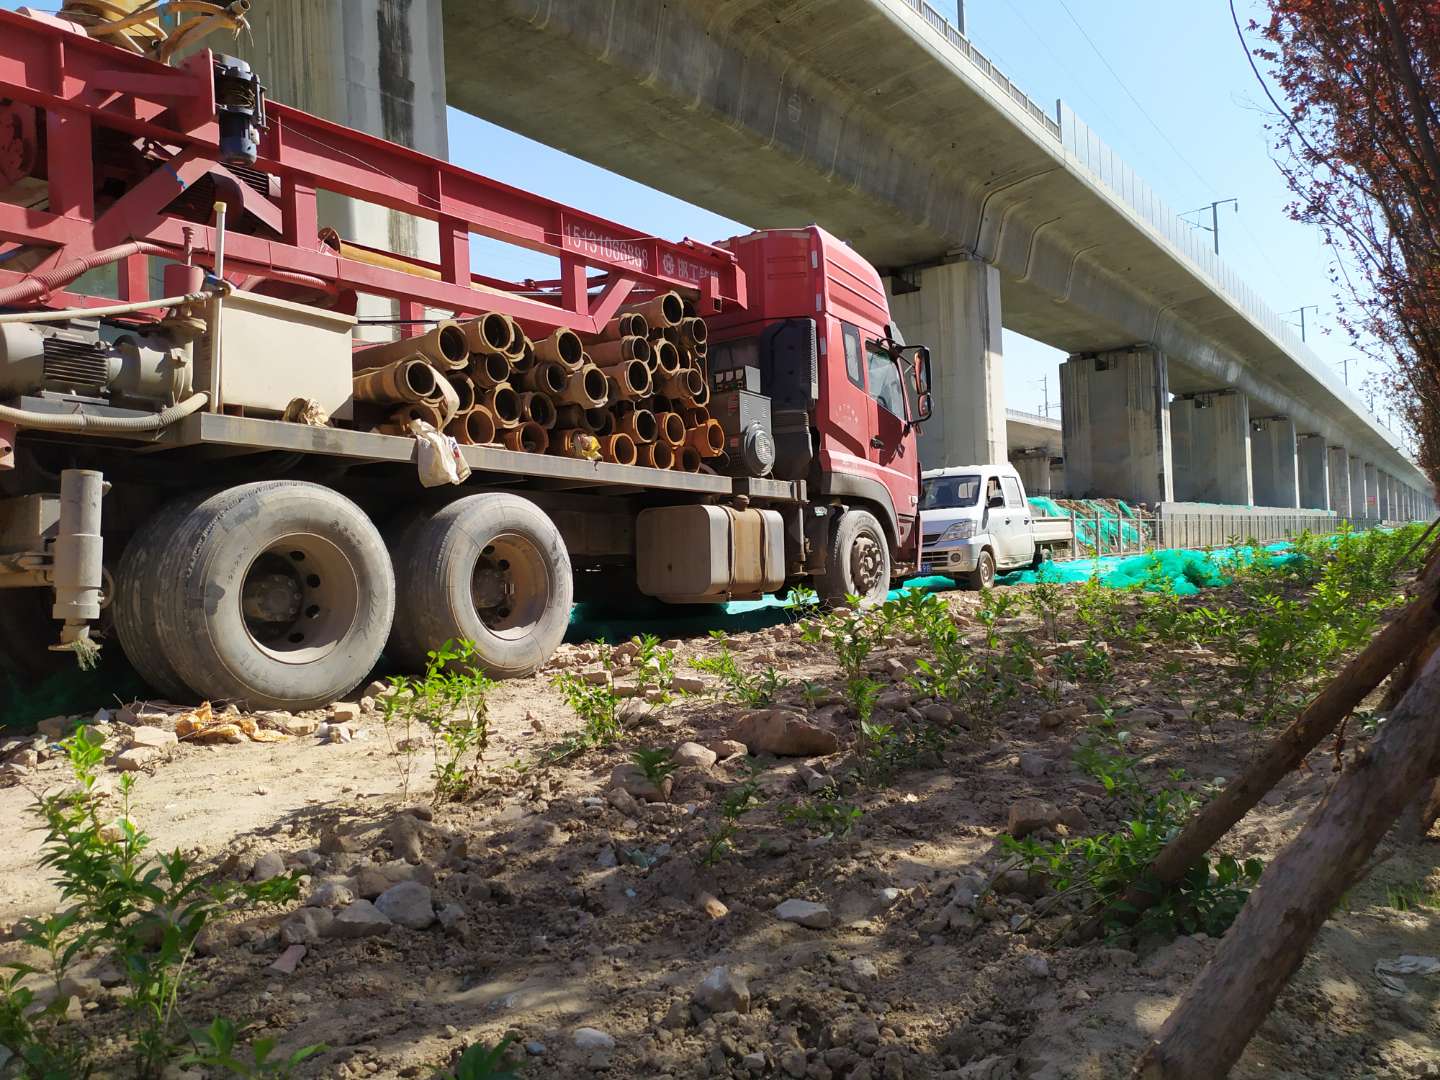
(859, 333), (919, 553)
(998, 474), (1035, 566)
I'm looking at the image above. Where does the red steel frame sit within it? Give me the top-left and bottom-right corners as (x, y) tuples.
(0, 8), (746, 334)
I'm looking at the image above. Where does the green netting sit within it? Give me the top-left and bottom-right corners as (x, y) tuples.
(1026, 497), (1146, 551)
(996, 541), (1305, 595)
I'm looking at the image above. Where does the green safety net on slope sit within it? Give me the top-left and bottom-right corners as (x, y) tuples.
(1027, 497), (1147, 551)
(996, 541), (1305, 595)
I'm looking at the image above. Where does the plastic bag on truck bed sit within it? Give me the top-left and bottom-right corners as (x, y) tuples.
(409, 419), (472, 487)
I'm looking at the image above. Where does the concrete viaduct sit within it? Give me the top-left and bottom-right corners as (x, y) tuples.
(236, 0), (1434, 522)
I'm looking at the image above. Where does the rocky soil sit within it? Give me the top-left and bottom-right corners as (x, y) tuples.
(1, 587), (1438, 1080)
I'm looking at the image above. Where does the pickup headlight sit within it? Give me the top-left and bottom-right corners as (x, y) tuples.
(938, 520), (975, 543)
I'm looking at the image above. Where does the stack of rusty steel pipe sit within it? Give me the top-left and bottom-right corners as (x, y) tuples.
(349, 290), (725, 472)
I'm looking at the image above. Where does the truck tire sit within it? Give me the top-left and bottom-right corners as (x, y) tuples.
(814, 508), (891, 606)
(149, 482), (395, 710)
(389, 493), (572, 679)
(967, 548), (996, 591)
(0, 586), (67, 681)
(1031, 546), (1052, 571)
(113, 492), (213, 702)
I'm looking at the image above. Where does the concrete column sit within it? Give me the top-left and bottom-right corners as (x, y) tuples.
(1364, 463), (1379, 520)
(1378, 471), (1392, 520)
(886, 259), (1005, 468)
(1059, 347), (1173, 505)
(1170, 390), (1251, 505)
(1010, 449), (1051, 496)
(1349, 456), (1367, 519)
(1326, 446), (1350, 518)
(1296, 433), (1328, 510)
(1250, 416), (1299, 508)
(233, 0), (448, 335)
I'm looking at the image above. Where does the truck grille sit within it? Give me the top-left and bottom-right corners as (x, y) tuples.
(42, 336), (109, 392)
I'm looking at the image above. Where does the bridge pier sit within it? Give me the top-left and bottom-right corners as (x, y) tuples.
(1364, 462), (1380, 520)
(1010, 448), (1052, 497)
(1170, 390), (1252, 506)
(1250, 416), (1300, 508)
(1378, 471), (1392, 520)
(1349, 456), (1367, 520)
(1326, 445), (1350, 518)
(886, 260), (1006, 468)
(1295, 434), (1328, 510)
(1059, 346), (1173, 506)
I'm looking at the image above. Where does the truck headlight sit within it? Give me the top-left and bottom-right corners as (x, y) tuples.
(939, 520), (974, 543)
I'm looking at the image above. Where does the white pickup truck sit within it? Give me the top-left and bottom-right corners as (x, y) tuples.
(919, 463), (1073, 588)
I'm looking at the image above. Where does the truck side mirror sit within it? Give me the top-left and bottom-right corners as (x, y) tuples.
(914, 347), (931, 394)
(988, 494), (1005, 509)
(914, 391), (933, 423)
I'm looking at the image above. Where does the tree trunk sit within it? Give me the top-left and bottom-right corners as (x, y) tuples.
(1097, 562), (1440, 928)
(1132, 645), (1440, 1079)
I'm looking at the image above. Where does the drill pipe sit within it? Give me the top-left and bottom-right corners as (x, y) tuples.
(460, 312), (517, 358)
(604, 358), (652, 400)
(551, 429), (601, 460)
(616, 408), (658, 445)
(446, 407), (496, 447)
(377, 400), (444, 435)
(594, 312), (649, 341)
(532, 328), (585, 371)
(561, 365), (609, 409)
(353, 320), (469, 372)
(623, 291), (684, 330)
(659, 368), (706, 403)
(502, 421), (549, 455)
(651, 339), (681, 376)
(520, 361), (568, 397)
(656, 411), (686, 449)
(675, 445), (703, 473)
(687, 419), (726, 457)
(588, 335), (651, 368)
(684, 405), (711, 428)
(638, 442), (675, 470)
(353, 357), (440, 405)
(679, 316), (708, 349)
(520, 391), (558, 429)
(599, 432), (637, 466)
(468, 351), (512, 389)
(483, 384), (521, 429)
(446, 374), (477, 415)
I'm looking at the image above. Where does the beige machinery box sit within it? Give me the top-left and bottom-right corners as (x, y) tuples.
(636, 504), (785, 603)
(200, 290), (356, 419)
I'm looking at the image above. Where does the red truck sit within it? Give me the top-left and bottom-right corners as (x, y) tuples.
(0, 6), (932, 710)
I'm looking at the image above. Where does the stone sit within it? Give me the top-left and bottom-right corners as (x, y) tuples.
(732, 709), (840, 757)
(251, 852), (287, 882)
(306, 880), (354, 908)
(671, 676), (707, 694)
(58, 974), (102, 1001)
(354, 867), (390, 900)
(743, 1052), (767, 1071)
(8, 749), (38, 769)
(37, 715), (78, 738)
(387, 814), (427, 863)
(875, 887), (903, 909)
(661, 999), (689, 1030)
(875, 688), (910, 711)
(673, 741), (717, 769)
(129, 725), (178, 750)
(572, 1028), (615, 1052)
(797, 764), (831, 794)
(1023, 953), (1051, 978)
(605, 786), (641, 816)
(329, 899), (392, 939)
(696, 891), (729, 920)
(1006, 798), (1062, 839)
(436, 903), (466, 932)
(1039, 704), (1085, 730)
(374, 881), (435, 930)
(780, 1050), (808, 1077)
(330, 702), (361, 723)
(280, 715), (320, 736)
(1017, 753), (1050, 779)
(363, 680), (390, 700)
(774, 899), (834, 929)
(920, 703), (952, 725)
(693, 965), (750, 1014)
(609, 763), (672, 803)
(882, 657), (910, 681)
(957, 1055), (1020, 1080)
(281, 907), (334, 945)
(114, 746), (161, 772)
(708, 739), (748, 761)
(268, 944), (307, 975)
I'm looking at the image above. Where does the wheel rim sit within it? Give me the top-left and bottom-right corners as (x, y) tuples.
(849, 529), (886, 596)
(240, 533), (360, 665)
(471, 531), (552, 640)
(981, 554), (995, 587)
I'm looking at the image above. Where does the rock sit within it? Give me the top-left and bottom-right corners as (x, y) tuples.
(609, 763), (672, 803)
(673, 741), (717, 769)
(1006, 798), (1062, 839)
(387, 814), (427, 863)
(876, 688), (910, 710)
(306, 880), (354, 908)
(742, 1052), (767, 1071)
(732, 709), (839, 757)
(281, 907), (334, 945)
(875, 887), (903, 910)
(363, 680), (390, 700)
(58, 974), (102, 1001)
(661, 999), (690, 1030)
(671, 676), (707, 694)
(251, 852), (287, 882)
(268, 943), (306, 975)
(957, 1055), (1020, 1080)
(1022, 953), (1051, 978)
(114, 746), (161, 772)
(580, 668), (612, 685)
(329, 899), (392, 939)
(1017, 753), (1050, 779)
(780, 1049), (808, 1077)
(696, 891), (729, 920)
(525, 1041), (546, 1057)
(708, 739), (748, 761)
(920, 703), (952, 725)
(8, 749), (38, 769)
(354, 867), (390, 900)
(693, 965), (750, 1014)
(797, 764), (831, 794)
(374, 881), (435, 930)
(37, 715), (78, 738)
(606, 786), (641, 816)
(330, 702), (361, 723)
(436, 903), (466, 932)
(572, 1028), (615, 1052)
(774, 899), (834, 929)
(129, 725), (178, 750)
(596, 846), (618, 869)
(280, 715), (320, 736)
(1039, 704), (1085, 730)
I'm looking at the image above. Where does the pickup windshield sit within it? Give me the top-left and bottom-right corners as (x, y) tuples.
(921, 474), (981, 510)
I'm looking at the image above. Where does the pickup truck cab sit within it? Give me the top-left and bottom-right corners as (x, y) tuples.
(919, 463), (1041, 588)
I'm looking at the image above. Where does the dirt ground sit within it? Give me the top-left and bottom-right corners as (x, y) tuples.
(1, 585), (1438, 1080)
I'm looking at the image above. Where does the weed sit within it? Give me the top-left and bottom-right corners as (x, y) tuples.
(783, 791), (863, 838)
(845, 676), (882, 725)
(692, 645), (784, 707)
(630, 747), (678, 799)
(183, 1017), (325, 1078)
(434, 1038), (522, 1080)
(699, 770), (762, 865)
(384, 640), (496, 805)
(1384, 880), (1439, 912)
(631, 633), (677, 699)
(551, 642), (623, 758)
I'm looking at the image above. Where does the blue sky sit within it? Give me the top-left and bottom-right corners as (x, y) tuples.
(2, 0), (1397, 432)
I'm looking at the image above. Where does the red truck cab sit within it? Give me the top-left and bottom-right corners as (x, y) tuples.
(707, 226), (932, 598)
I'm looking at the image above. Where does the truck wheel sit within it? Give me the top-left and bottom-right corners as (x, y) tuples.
(1031, 546), (1052, 571)
(0, 587), (67, 681)
(815, 508), (891, 605)
(389, 493), (572, 679)
(150, 482), (394, 710)
(967, 548), (996, 590)
(114, 493), (212, 702)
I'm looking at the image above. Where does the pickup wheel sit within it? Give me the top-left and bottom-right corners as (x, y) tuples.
(967, 548), (996, 591)
(1031, 546), (1053, 571)
(815, 508), (891, 605)
(388, 493), (572, 679)
(149, 482), (395, 710)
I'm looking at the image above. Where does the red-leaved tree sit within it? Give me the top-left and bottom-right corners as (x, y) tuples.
(1244, 0), (1440, 486)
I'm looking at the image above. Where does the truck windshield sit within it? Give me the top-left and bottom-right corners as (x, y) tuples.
(921, 475), (981, 509)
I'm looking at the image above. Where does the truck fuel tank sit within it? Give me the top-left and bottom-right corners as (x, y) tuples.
(636, 504), (785, 603)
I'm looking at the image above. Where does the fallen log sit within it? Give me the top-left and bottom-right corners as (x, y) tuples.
(1132, 641), (1440, 1079)
(1093, 552), (1440, 930)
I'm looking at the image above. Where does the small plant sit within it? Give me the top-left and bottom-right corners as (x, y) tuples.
(783, 791), (864, 839)
(183, 1017), (326, 1078)
(630, 746), (678, 799)
(434, 1038), (522, 1080)
(631, 633), (677, 699)
(692, 645), (785, 707)
(552, 641), (623, 756)
(846, 676), (882, 725)
(799, 680), (830, 707)
(384, 640), (496, 805)
(699, 770), (762, 865)
(1385, 880), (1439, 912)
